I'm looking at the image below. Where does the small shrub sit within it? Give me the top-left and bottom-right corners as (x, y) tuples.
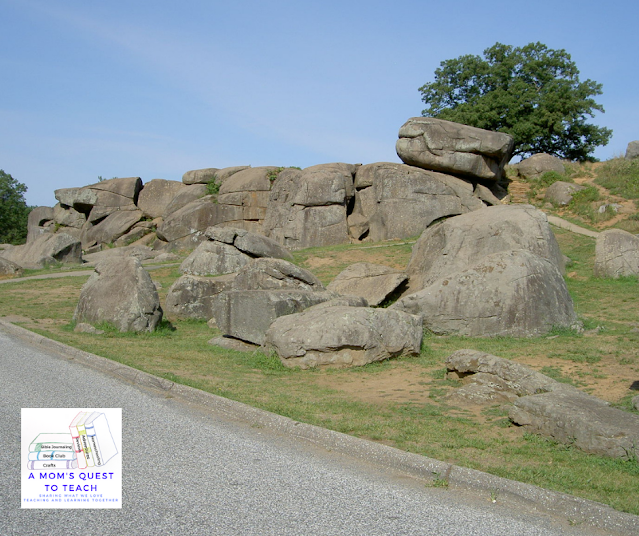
(206, 177), (220, 196)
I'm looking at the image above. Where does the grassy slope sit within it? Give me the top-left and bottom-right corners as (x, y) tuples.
(1, 230), (638, 515)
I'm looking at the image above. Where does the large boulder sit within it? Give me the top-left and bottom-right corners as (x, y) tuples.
(137, 179), (186, 219)
(164, 274), (235, 320)
(263, 166), (354, 249)
(264, 306), (423, 369)
(544, 181), (584, 206)
(327, 262), (407, 306)
(232, 258), (324, 291)
(53, 203), (86, 229)
(404, 205), (565, 295)
(26, 206), (54, 243)
(396, 117), (514, 181)
(513, 153), (565, 180)
(625, 141), (639, 160)
(392, 250), (577, 337)
(0, 257), (23, 278)
(350, 163), (485, 242)
(212, 289), (334, 345)
(205, 227), (293, 261)
(593, 229), (639, 278)
(73, 256), (163, 332)
(0, 233), (82, 270)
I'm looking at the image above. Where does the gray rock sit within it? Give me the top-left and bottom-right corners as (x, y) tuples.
(625, 141), (639, 160)
(351, 163), (485, 242)
(263, 167), (352, 249)
(327, 262), (407, 306)
(182, 168), (219, 185)
(212, 289), (334, 345)
(0, 233), (82, 270)
(163, 184), (208, 217)
(113, 225), (152, 247)
(305, 296), (369, 310)
(473, 184), (502, 206)
(215, 166), (251, 182)
(404, 205), (565, 295)
(179, 241), (251, 276)
(157, 196), (240, 243)
(229, 229), (294, 261)
(445, 350), (567, 396)
(396, 117), (514, 181)
(164, 274), (235, 320)
(544, 181), (585, 206)
(82, 245), (158, 266)
(54, 187), (98, 211)
(264, 306), (423, 369)
(593, 229), (639, 278)
(137, 179), (186, 219)
(232, 258), (324, 291)
(392, 250), (577, 337)
(510, 390), (639, 460)
(73, 256), (163, 332)
(633, 395), (639, 411)
(82, 210), (143, 248)
(53, 203), (86, 229)
(514, 153), (565, 180)
(26, 206), (54, 243)
(0, 257), (23, 277)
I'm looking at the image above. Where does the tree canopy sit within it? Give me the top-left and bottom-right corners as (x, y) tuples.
(0, 170), (32, 245)
(419, 42), (612, 161)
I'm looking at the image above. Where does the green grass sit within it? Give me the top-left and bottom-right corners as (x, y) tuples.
(595, 157), (639, 200)
(1, 232), (639, 515)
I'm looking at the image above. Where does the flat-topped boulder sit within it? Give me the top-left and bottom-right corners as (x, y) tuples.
(264, 306), (423, 369)
(182, 168), (219, 185)
(396, 117), (514, 181)
(232, 258), (323, 291)
(212, 289), (334, 345)
(137, 179), (186, 219)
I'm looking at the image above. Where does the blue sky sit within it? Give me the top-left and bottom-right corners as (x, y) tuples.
(1, 0), (637, 207)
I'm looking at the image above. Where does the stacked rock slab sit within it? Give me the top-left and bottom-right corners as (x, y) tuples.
(396, 117), (514, 181)
(446, 349), (639, 460)
(392, 205), (576, 337)
(593, 229), (639, 278)
(263, 165), (357, 250)
(264, 306), (423, 369)
(74, 256), (163, 332)
(327, 262), (407, 306)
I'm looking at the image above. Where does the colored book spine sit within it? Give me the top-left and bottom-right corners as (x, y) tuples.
(27, 460), (78, 470)
(69, 412), (88, 469)
(77, 414), (95, 467)
(84, 412), (118, 467)
(28, 451), (76, 461)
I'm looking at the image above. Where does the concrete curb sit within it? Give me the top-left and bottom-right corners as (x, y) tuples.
(2, 318), (637, 535)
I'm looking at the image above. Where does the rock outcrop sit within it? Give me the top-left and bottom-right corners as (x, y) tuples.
(625, 141), (639, 160)
(74, 256), (163, 332)
(264, 306), (423, 369)
(396, 117), (514, 181)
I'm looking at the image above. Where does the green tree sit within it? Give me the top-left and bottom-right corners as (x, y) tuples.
(419, 42), (612, 161)
(0, 169), (32, 245)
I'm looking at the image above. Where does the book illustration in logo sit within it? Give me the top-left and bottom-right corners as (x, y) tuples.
(28, 412), (118, 471)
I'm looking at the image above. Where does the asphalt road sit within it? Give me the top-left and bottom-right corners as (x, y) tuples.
(0, 325), (626, 536)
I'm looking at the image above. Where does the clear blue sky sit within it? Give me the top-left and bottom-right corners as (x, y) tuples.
(1, 0), (637, 207)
